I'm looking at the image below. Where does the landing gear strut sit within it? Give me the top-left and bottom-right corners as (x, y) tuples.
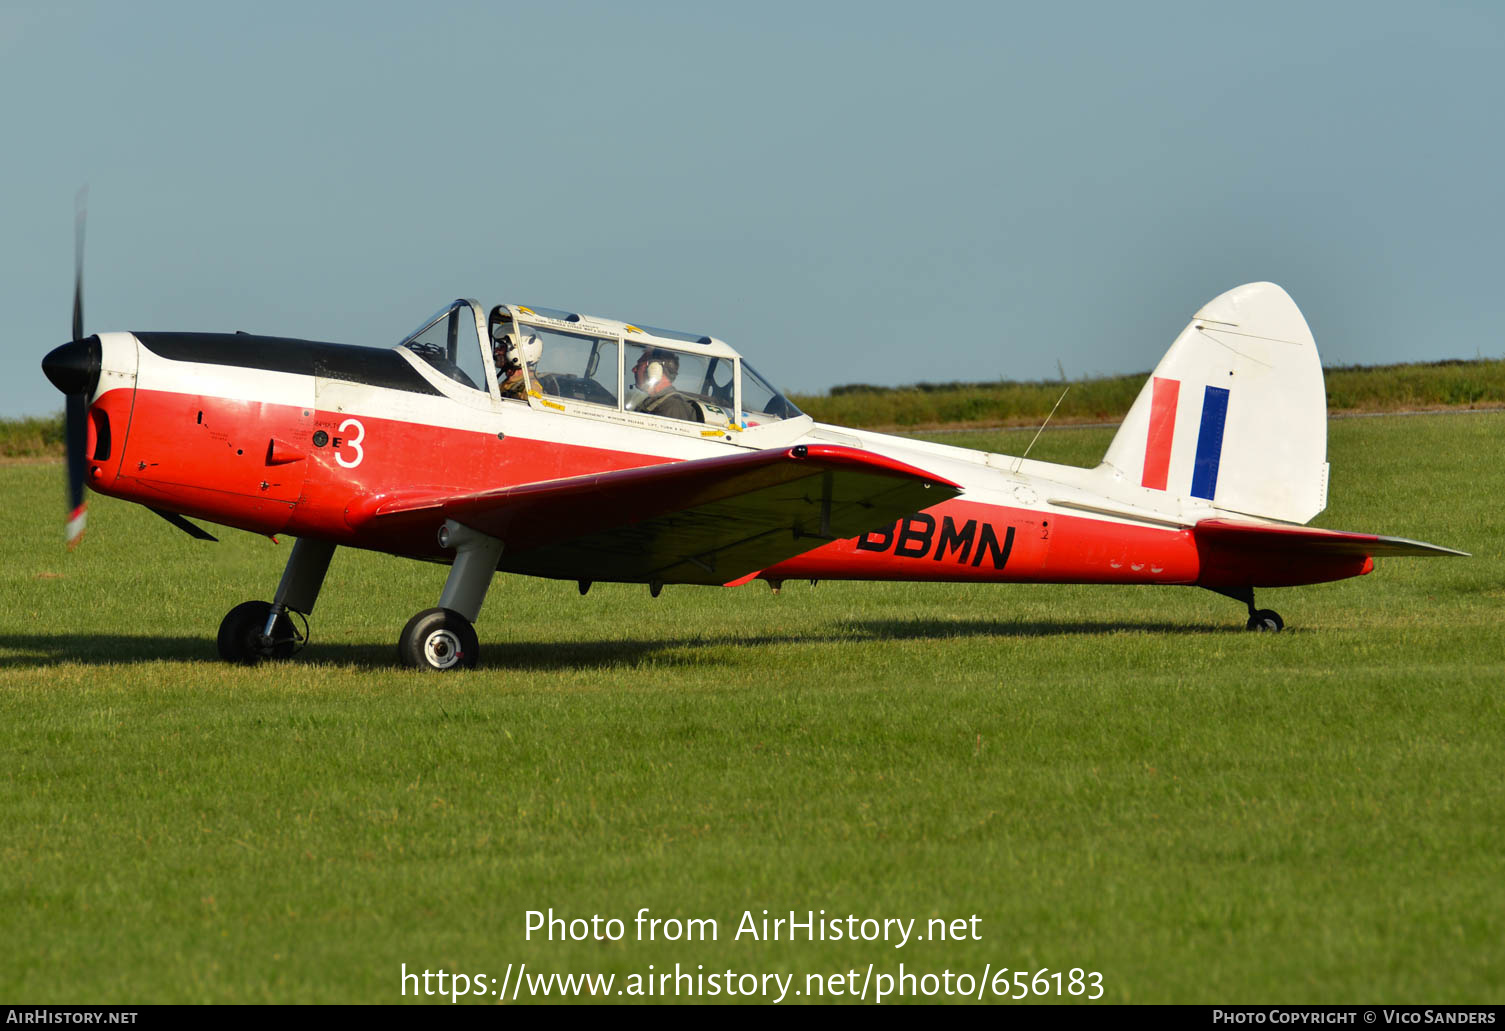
(1206, 586), (1284, 633)
(216, 524), (504, 671)
(396, 520), (502, 671)
(217, 538), (335, 663)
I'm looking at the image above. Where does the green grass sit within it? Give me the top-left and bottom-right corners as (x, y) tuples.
(1, 412), (1502, 1003)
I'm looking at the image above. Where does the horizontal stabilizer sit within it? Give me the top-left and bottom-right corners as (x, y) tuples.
(1194, 519), (1469, 558)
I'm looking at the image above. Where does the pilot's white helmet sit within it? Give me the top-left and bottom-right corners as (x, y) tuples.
(496, 331), (543, 368)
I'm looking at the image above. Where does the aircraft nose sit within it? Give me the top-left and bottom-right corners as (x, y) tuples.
(42, 336), (101, 396)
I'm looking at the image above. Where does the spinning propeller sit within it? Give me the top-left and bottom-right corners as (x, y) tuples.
(41, 189), (101, 547)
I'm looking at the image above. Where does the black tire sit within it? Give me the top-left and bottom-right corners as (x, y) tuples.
(398, 608), (479, 671)
(217, 600), (297, 664)
(1246, 609), (1285, 632)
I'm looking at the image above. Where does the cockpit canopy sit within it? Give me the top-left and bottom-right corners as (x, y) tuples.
(397, 301), (490, 394)
(399, 299), (801, 429)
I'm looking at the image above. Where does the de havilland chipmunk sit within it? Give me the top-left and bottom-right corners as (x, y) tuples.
(41, 218), (1466, 669)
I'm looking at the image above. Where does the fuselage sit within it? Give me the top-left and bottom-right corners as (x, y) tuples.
(75, 325), (1368, 591)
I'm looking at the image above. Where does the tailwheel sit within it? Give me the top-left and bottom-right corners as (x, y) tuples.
(217, 600), (300, 664)
(398, 607), (479, 671)
(1205, 586), (1286, 633)
(1246, 609), (1284, 633)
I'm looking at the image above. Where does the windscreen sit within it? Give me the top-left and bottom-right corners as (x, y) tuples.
(401, 304), (487, 392)
(740, 361), (802, 425)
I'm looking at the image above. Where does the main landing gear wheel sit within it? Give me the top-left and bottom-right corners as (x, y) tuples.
(217, 600), (298, 664)
(398, 607), (479, 671)
(1246, 609), (1284, 633)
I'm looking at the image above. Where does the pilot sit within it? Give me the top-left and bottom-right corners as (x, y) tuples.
(632, 348), (699, 422)
(493, 328), (542, 400)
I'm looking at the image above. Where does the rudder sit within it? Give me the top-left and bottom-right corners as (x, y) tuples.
(1100, 283), (1328, 524)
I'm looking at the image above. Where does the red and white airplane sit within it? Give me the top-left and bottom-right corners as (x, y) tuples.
(43, 255), (1465, 669)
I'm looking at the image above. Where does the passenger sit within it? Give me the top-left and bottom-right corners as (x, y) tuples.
(632, 348), (700, 422)
(493, 329), (542, 400)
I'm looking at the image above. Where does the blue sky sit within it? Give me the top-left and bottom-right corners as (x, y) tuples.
(3, 1), (1501, 416)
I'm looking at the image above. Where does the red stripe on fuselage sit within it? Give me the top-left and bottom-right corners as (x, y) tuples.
(92, 388), (682, 548)
(1141, 376), (1179, 490)
(761, 500), (1202, 585)
(762, 499), (1369, 589)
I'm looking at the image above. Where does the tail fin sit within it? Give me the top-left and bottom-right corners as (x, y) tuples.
(1100, 283), (1328, 524)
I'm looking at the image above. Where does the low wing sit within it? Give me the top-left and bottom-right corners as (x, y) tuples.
(1194, 519), (1469, 558)
(348, 444), (960, 585)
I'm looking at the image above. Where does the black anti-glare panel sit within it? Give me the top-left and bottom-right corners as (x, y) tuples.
(136, 333), (444, 396)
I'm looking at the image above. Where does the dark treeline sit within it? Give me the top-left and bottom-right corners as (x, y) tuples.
(792, 358), (1505, 430)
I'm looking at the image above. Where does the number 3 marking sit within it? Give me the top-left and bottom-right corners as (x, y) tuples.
(336, 418), (365, 468)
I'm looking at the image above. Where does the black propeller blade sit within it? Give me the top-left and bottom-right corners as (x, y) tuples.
(64, 394), (88, 544)
(41, 193), (213, 548)
(51, 188), (92, 547)
(73, 187), (85, 343)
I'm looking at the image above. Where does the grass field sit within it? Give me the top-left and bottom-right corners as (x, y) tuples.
(2, 412), (1502, 1004)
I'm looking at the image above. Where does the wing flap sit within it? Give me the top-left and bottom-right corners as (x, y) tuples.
(352, 445), (961, 584)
